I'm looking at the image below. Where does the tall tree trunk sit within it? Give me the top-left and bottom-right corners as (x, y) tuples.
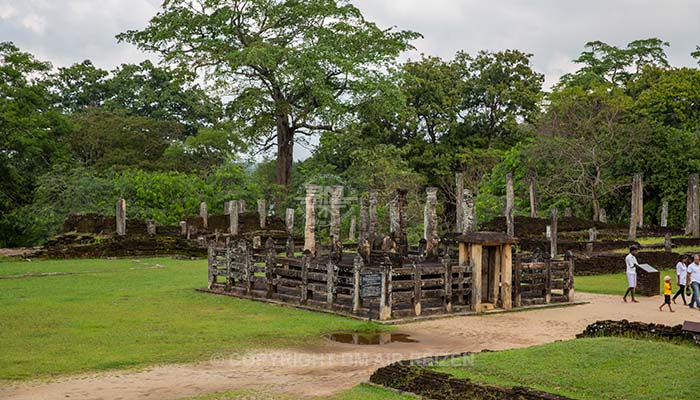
(275, 112), (294, 210)
(592, 190), (600, 222)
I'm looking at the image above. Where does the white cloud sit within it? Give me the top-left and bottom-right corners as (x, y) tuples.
(20, 13), (46, 34)
(0, 2), (17, 19)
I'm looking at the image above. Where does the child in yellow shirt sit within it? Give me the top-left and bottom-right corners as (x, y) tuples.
(659, 275), (674, 312)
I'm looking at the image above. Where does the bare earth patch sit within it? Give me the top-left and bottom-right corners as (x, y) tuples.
(0, 292), (694, 400)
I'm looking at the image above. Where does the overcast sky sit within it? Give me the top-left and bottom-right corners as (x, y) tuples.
(2, 0), (699, 159)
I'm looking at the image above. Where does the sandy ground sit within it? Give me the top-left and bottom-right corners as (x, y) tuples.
(1, 292), (696, 400)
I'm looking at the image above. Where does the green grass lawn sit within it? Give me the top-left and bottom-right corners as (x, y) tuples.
(432, 337), (696, 400)
(0, 257), (387, 381)
(186, 384), (419, 400)
(575, 268), (682, 296)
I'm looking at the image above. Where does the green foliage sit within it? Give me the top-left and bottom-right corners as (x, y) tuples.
(52, 59), (222, 134)
(15, 164), (264, 245)
(560, 38), (669, 89)
(65, 108), (186, 170)
(0, 42), (70, 246)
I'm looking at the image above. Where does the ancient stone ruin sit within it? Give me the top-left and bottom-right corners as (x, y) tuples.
(203, 182), (575, 321)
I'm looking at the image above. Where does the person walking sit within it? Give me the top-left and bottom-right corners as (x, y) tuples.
(687, 254), (700, 310)
(659, 276), (674, 312)
(623, 245), (640, 303)
(673, 254), (689, 305)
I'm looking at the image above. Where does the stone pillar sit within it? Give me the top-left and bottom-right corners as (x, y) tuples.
(564, 207), (572, 218)
(687, 174), (700, 237)
(146, 220), (156, 235)
(629, 174), (642, 241)
(179, 221), (187, 236)
(456, 172), (465, 232)
(636, 174), (644, 228)
(505, 173), (514, 237)
(550, 207), (558, 259)
(529, 177), (537, 218)
(304, 185), (318, 253)
(359, 198), (369, 243)
(257, 199), (266, 229)
(116, 198), (126, 236)
(588, 227), (597, 242)
(199, 201), (208, 229)
(239, 200), (246, 213)
(329, 186), (343, 242)
(389, 198), (399, 234)
(285, 208), (294, 233)
(424, 187), (438, 242)
(664, 232), (672, 253)
(463, 189), (475, 234)
(228, 200), (239, 235)
(395, 189), (408, 255)
(368, 190), (378, 244)
(660, 201), (669, 228)
(599, 208), (607, 224)
(348, 216), (356, 242)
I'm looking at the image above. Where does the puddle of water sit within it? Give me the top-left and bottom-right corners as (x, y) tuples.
(325, 331), (418, 345)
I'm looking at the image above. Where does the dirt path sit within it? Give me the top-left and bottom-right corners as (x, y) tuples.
(1, 292), (695, 400)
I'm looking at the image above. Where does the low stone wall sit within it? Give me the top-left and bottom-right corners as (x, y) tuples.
(519, 238), (634, 254)
(574, 251), (679, 275)
(577, 319), (700, 346)
(369, 356), (572, 400)
(39, 233), (206, 258)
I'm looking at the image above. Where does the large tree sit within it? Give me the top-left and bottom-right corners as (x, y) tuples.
(529, 86), (643, 221)
(118, 0), (419, 203)
(0, 42), (69, 245)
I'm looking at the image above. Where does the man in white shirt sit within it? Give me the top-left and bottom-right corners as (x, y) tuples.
(623, 245), (639, 303)
(673, 255), (689, 305)
(687, 255), (700, 310)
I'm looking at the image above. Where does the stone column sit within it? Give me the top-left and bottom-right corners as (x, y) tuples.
(199, 201), (208, 229)
(368, 190), (378, 244)
(329, 186), (343, 242)
(599, 208), (607, 224)
(660, 201), (669, 228)
(179, 221), (187, 236)
(116, 198), (126, 236)
(636, 174), (644, 228)
(456, 172), (465, 232)
(348, 216), (356, 242)
(395, 189), (408, 256)
(424, 187), (438, 242)
(359, 198), (369, 243)
(304, 185), (318, 253)
(146, 220), (156, 235)
(257, 199), (266, 229)
(285, 208), (294, 233)
(687, 174), (700, 237)
(550, 207), (558, 259)
(505, 173), (514, 237)
(389, 198), (399, 234)
(529, 177), (537, 218)
(228, 200), (239, 235)
(239, 200), (246, 213)
(588, 227), (597, 242)
(463, 189), (475, 234)
(628, 174), (642, 241)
